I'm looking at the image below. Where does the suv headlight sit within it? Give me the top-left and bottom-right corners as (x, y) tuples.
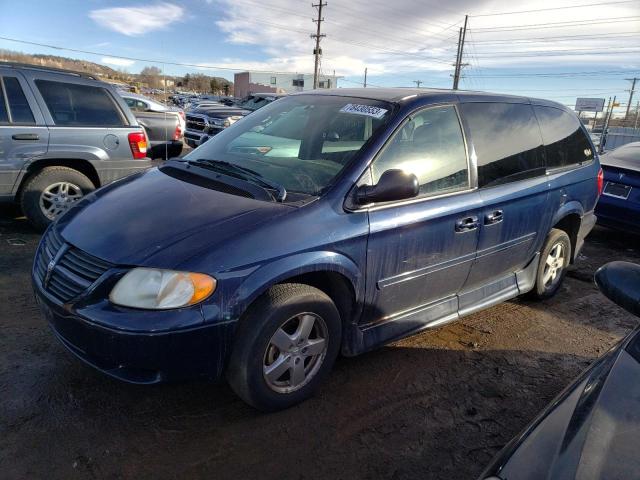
(208, 117), (224, 126)
(109, 268), (216, 309)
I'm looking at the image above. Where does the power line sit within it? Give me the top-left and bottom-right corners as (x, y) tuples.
(469, 16), (640, 32)
(468, 69), (640, 77)
(471, 0), (640, 17)
(468, 32), (640, 44)
(470, 49), (640, 57)
(0, 35), (313, 75)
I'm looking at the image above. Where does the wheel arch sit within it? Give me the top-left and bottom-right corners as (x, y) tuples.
(16, 158), (100, 199)
(226, 252), (364, 333)
(551, 203), (584, 263)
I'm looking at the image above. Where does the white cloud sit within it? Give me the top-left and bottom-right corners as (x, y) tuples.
(209, 0), (639, 84)
(89, 2), (184, 36)
(101, 57), (135, 67)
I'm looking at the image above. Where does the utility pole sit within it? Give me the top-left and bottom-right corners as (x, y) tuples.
(635, 101), (639, 129)
(364, 67), (367, 88)
(600, 95), (616, 154)
(413, 80), (423, 88)
(625, 77), (637, 119)
(452, 15), (469, 90)
(311, 2), (327, 89)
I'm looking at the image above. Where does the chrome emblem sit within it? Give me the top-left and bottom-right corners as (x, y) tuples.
(619, 172), (625, 180)
(44, 258), (56, 287)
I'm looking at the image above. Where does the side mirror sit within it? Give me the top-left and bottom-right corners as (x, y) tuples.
(595, 261), (640, 318)
(357, 169), (419, 204)
(325, 131), (340, 142)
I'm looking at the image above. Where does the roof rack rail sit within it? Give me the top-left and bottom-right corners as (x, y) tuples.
(0, 61), (99, 80)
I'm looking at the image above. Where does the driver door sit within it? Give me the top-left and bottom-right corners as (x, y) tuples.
(362, 105), (481, 333)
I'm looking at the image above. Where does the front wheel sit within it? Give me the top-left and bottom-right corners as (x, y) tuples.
(20, 167), (95, 231)
(226, 284), (341, 411)
(529, 228), (572, 300)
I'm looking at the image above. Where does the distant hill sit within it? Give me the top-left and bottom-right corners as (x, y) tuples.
(0, 49), (233, 94)
(0, 49), (129, 81)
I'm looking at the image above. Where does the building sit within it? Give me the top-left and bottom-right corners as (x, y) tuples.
(234, 71), (340, 99)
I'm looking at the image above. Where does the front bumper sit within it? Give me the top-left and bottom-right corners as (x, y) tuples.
(34, 282), (234, 384)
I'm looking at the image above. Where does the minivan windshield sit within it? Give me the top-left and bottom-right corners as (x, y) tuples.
(184, 95), (394, 196)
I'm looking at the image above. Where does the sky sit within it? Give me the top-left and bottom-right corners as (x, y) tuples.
(0, 0), (638, 113)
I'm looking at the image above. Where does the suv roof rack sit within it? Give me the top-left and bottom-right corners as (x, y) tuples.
(0, 61), (99, 80)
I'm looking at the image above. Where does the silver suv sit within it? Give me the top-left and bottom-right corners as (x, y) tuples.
(0, 62), (152, 229)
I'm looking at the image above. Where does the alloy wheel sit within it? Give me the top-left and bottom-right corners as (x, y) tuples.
(39, 182), (83, 220)
(543, 242), (565, 288)
(263, 313), (328, 394)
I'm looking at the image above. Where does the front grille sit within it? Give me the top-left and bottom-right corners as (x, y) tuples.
(35, 228), (114, 303)
(186, 115), (206, 131)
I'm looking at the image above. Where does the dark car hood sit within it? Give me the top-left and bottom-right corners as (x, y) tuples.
(191, 107), (250, 117)
(481, 328), (640, 480)
(56, 167), (292, 268)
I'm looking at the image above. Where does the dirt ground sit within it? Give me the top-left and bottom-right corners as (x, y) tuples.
(1, 204), (639, 480)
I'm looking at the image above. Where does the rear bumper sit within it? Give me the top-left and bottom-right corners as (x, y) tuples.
(595, 196), (640, 233)
(576, 210), (597, 259)
(96, 159), (154, 185)
(34, 283), (233, 384)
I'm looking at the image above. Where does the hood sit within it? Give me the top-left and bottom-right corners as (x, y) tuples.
(192, 107), (250, 117)
(481, 329), (640, 480)
(56, 167), (293, 268)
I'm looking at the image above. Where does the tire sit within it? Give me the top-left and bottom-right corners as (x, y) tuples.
(226, 283), (342, 412)
(20, 166), (95, 231)
(529, 228), (572, 300)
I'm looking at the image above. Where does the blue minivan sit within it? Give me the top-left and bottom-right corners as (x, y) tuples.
(33, 89), (602, 410)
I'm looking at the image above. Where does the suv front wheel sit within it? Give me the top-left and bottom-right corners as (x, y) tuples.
(20, 166), (95, 231)
(530, 228), (572, 299)
(227, 283), (342, 411)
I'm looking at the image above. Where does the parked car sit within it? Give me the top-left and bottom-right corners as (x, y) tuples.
(0, 62), (152, 230)
(33, 88), (601, 410)
(183, 93), (287, 147)
(479, 260), (640, 480)
(595, 141), (640, 233)
(237, 92), (287, 111)
(184, 104), (250, 147)
(119, 92), (184, 159)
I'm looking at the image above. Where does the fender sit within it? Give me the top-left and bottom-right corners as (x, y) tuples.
(223, 250), (364, 323)
(551, 200), (584, 226)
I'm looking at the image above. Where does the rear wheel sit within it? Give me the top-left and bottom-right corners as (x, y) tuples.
(529, 228), (572, 299)
(20, 167), (94, 231)
(226, 283), (341, 411)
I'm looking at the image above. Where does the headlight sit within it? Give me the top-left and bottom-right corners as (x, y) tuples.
(109, 268), (216, 309)
(208, 117), (224, 126)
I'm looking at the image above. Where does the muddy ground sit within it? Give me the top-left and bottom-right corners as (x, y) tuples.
(1, 204), (639, 480)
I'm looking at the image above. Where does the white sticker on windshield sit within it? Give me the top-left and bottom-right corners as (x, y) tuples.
(339, 103), (388, 119)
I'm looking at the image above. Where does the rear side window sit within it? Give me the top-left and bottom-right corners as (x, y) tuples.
(35, 80), (125, 127)
(534, 106), (594, 169)
(0, 81), (8, 123)
(461, 102), (545, 188)
(2, 76), (35, 124)
(371, 105), (469, 198)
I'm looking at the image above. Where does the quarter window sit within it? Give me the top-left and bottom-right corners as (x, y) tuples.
(534, 106), (594, 168)
(461, 102), (545, 188)
(371, 105), (469, 198)
(0, 81), (8, 123)
(35, 80), (125, 127)
(3, 76), (35, 124)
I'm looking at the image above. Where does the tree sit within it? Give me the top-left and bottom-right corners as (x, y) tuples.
(139, 66), (162, 89)
(210, 78), (221, 94)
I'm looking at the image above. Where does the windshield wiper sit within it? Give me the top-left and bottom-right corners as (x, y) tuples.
(188, 158), (287, 202)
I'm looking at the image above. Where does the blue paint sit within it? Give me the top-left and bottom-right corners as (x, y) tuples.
(33, 89), (601, 382)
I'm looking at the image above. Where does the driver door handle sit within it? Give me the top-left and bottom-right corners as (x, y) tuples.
(485, 210), (503, 225)
(455, 216), (479, 232)
(12, 133), (40, 141)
